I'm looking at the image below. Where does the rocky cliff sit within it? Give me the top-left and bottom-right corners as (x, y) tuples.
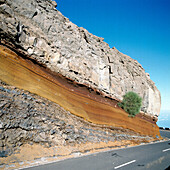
(0, 0), (161, 117)
(0, 45), (160, 137)
(0, 79), (154, 168)
(0, 1), (163, 167)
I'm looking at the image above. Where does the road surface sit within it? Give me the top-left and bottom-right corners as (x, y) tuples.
(160, 130), (170, 139)
(24, 139), (170, 170)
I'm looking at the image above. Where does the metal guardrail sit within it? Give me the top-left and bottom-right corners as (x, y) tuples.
(159, 127), (170, 130)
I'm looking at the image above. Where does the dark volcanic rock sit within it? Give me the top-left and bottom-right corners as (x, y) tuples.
(0, 80), (151, 157)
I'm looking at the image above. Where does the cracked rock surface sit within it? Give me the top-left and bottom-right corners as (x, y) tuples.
(0, 0), (161, 116)
(0, 80), (151, 158)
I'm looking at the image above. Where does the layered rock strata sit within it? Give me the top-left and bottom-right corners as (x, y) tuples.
(0, 45), (160, 138)
(0, 0), (161, 117)
(2, 76), (158, 169)
(0, 79), (153, 158)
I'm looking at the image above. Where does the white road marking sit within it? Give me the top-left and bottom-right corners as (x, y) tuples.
(114, 160), (136, 169)
(162, 148), (170, 152)
(160, 130), (170, 133)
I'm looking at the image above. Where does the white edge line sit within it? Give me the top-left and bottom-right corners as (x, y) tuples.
(159, 130), (170, 133)
(163, 148), (170, 152)
(114, 160), (136, 169)
(16, 139), (170, 170)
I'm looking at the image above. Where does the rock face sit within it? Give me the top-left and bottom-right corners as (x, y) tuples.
(0, 80), (152, 159)
(0, 0), (161, 116)
(0, 45), (160, 137)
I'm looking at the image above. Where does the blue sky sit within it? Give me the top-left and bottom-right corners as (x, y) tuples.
(56, 0), (170, 114)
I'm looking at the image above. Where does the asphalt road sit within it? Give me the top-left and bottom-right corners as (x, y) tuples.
(160, 130), (170, 139)
(25, 139), (170, 170)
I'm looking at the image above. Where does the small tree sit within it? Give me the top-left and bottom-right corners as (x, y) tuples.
(118, 91), (142, 117)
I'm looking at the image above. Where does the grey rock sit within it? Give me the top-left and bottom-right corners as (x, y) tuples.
(0, 121), (3, 129)
(0, 85), (152, 158)
(0, 132), (5, 140)
(51, 1), (57, 8)
(33, 132), (47, 143)
(78, 130), (83, 134)
(0, 0), (161, 116)
(89, 132), (94, 136)
(73, 134), (81, 140)
(50, 129), (56, 135)
(0, 0), (5, 4)
(0, 4), (14, 17)
(59, 120), (66, 127)
(0, 150), (8, 157)
(0, 0), (160, 157)
(64, 128), (75, 134)
(0, 101), (7, 109)
(0, 87), (7, 92)
(19, 118), (32, 130)
(0, 141), (4, 147)
(19, 142), (24, 146)
(65, 136), (75, 143)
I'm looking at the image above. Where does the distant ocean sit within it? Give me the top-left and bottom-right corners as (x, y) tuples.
(157, 110), (170, 128)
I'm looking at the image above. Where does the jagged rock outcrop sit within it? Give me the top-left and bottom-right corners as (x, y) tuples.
(0, 45), (160, 137)
(0, 0), (161, 116)
(0, 80), (152, 159)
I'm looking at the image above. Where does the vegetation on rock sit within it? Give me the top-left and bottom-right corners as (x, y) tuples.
(118, 91), (142, 117)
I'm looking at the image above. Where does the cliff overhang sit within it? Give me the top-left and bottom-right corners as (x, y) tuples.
(0, 45), (160, 137)
(0, 0), (161, 137)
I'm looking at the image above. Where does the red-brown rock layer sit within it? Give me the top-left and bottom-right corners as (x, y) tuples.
(0, 45), (160, 137)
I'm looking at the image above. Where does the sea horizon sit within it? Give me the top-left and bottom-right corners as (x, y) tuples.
(157, 110), (170, 128)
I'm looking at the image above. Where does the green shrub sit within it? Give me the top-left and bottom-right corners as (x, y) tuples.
(118, 91), (142, 117)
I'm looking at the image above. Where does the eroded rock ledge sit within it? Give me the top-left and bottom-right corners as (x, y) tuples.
(0, 0), (161, 138)
(0, 45), (160, 138)
(0, 73), (157, 169)
(0, 0), (161, 117)
(0, 1), (163, 169)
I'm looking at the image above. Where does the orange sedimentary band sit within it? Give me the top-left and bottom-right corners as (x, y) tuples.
(0, 45), (160, 137)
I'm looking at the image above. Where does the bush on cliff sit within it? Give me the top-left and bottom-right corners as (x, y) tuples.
(118, 91), (142, 117)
